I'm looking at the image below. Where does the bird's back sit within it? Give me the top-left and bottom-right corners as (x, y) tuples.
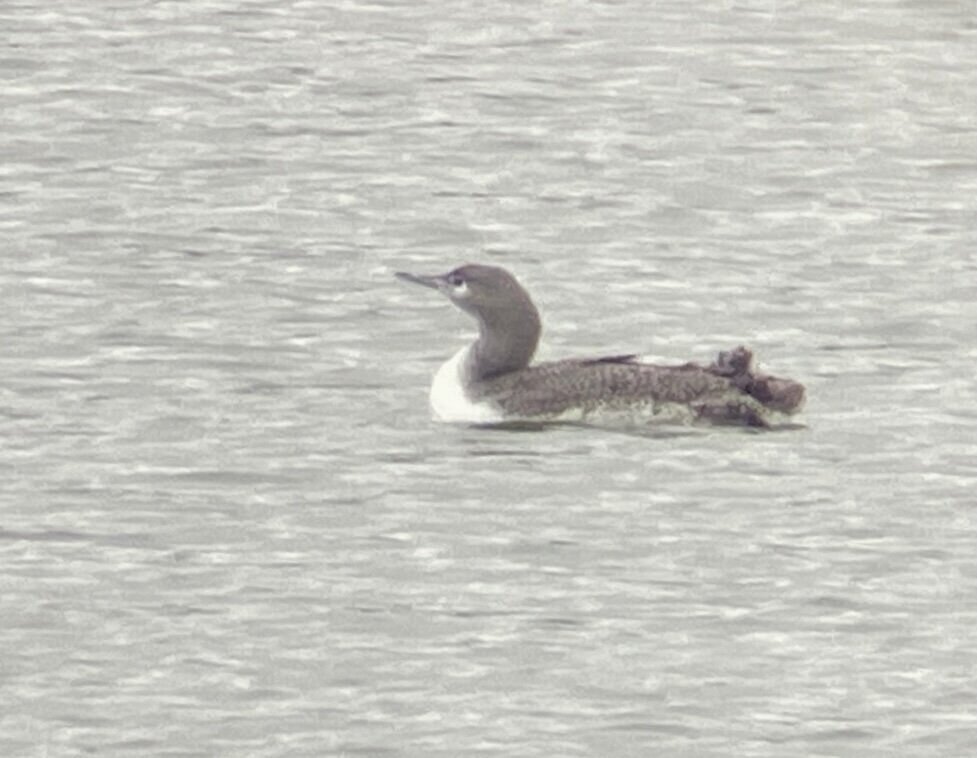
(470, 348), (804, 427)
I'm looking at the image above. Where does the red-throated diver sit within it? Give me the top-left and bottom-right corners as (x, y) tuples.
(395, 264), (805, 427)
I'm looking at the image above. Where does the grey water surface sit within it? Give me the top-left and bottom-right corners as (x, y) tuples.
(2, 1), (975, 756)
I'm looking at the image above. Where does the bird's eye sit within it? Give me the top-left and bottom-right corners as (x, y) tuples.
(448, 274), (465, 288)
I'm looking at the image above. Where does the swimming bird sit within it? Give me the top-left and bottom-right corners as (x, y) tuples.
(395, 264), (805, 427)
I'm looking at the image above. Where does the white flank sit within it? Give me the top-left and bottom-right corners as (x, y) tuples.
(429, 346), (502, 424)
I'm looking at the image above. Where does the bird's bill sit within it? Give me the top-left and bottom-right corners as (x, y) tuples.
(394, 271), (443, 290)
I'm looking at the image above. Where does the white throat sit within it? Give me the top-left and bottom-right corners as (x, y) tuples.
(429, 346), (502, 423)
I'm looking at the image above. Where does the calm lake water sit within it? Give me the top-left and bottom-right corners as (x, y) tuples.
(2, 1), (975, 756)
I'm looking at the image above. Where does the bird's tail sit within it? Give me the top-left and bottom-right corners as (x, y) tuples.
(710, 346), (806, 415)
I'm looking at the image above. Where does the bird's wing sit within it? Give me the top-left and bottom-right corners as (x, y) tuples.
(474, 358), (734, 418)
(474, 347), (805, 424)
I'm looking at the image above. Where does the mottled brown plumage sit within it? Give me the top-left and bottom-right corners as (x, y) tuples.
(474, 349), (802, 426)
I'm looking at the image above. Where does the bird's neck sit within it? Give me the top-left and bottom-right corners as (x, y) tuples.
(465, 305), (541, 381)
